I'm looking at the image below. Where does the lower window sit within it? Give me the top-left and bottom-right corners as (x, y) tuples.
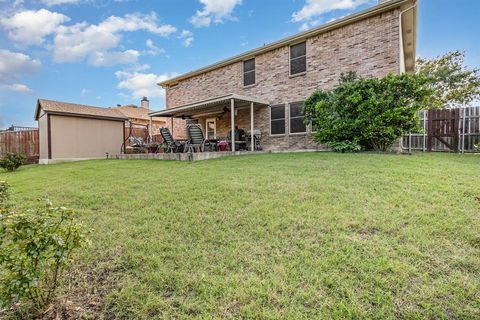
(289, 102), (306, 134)
(270, 105), (285, 135)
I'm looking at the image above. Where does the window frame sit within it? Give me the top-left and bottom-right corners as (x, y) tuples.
(288, 101), (307, 135)
(289, 41), (307, 77)
(269, 104), (286, 136)
(205, 118), (217, 139)
(242, 57), (256, 87)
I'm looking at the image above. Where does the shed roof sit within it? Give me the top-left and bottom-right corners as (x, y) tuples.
(35, 99), (128, 121)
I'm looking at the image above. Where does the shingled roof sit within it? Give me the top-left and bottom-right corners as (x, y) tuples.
(35, 99), (128, 121)
(113, 105), (165, 122)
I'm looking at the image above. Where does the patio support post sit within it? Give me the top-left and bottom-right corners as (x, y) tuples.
(250, 102), (254, 151)
(149, 116), (152, 141)
(231, 99), (235, 152)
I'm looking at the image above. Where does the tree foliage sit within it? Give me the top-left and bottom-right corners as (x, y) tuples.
(0, 183), (89, 314)
(303, 72), (432, 152)
(416, 51), (480, 108)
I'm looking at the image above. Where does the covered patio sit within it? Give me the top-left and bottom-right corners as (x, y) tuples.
(148, 93), (270, 153)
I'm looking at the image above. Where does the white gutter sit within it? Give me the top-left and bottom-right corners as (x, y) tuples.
(399, 0), (417, 73)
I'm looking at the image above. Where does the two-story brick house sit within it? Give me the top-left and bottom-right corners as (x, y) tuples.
(150, 0), (417, 152)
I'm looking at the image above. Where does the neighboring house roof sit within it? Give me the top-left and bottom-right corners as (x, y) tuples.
(159, 0), (416, 87)
(113, 105), (166, 122)
(35, 99), (128, 121)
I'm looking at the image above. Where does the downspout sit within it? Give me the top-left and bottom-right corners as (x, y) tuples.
(398, 0), (417, 73)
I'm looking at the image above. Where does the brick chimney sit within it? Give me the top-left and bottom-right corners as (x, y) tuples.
(141, 97), (149, 109)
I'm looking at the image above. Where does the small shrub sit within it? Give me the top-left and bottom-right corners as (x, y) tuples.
(475, 144), (480, 152)
(0, 153), (25, 172)
(0, 183), (88, 314)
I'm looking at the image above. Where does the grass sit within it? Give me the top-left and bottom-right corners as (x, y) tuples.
(1, 152), (480, 319)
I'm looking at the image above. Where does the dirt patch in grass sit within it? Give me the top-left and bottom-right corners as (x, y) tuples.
(45, 250), (126, 320)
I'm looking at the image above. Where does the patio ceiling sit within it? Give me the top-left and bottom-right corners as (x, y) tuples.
(148, 93), (269, 118)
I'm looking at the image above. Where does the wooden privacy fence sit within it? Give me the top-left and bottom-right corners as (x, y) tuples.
(0, 129), (39, 162)
(402, 106), (480, 153)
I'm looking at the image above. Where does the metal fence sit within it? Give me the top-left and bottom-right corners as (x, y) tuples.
(402, 106), (480, 153)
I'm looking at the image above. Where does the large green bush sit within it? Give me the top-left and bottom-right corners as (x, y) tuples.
(303, 72), (432, 152)
(0, 183), (88, 314)
(0, 153), (25, 172)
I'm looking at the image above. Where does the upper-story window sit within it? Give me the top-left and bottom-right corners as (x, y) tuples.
(243, 58), (255, 86)
(290, 42), (306, 76)
(289, 102), (307, 134)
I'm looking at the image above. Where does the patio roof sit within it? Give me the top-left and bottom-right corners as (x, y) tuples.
(148, 94), (269, 118)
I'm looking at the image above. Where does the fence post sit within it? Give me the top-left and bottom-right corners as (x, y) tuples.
(408, 131), (412, 154)
(423, 110), (427, 152)
(461, 107), (466, 153)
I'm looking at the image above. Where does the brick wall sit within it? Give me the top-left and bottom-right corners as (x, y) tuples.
(167, 10), (400, 150)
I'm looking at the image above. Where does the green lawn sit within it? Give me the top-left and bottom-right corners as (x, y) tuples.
(2, 153), (480, 319)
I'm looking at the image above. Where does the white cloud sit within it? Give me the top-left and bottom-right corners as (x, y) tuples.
(41, 0), (82, 6)
(0, 50), (39, 95)
(145, 39), (165, 56)
(0, 49), (41, 79)
(81, 88), (91, 96)
(89, 50), (140, 66)
(292, 0), (372, 27)
(0, 83), (34, 95)
(115, 70), (179, 99)
(179, 30), (194, 47)
(128, 64), (151, 72)
(0, 9), (69, 46)
(53, 12), (176, 66)
(190, 0), (242, 27)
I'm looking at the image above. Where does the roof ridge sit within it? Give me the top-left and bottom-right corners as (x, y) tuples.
(39, 98), (115, 111)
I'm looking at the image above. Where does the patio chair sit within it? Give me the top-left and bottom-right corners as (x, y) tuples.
(185, 124), (215, 152)
(159, 127), (184, 153)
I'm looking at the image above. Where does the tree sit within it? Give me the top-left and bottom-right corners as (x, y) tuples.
(303, 72), (432, 152)
(416, 51), (480, 109)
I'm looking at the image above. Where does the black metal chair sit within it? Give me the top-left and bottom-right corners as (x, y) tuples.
(227, 128), (247, 151)
(185, 124), (215, 152)
(159, 127), (184, 153)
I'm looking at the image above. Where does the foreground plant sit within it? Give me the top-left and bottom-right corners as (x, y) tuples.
(0, 183), (88, 314)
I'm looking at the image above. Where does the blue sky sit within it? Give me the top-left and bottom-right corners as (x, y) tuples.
(0, 0), (478, 128)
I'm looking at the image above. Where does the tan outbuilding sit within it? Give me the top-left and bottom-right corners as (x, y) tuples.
(35, 99), (127, 164)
